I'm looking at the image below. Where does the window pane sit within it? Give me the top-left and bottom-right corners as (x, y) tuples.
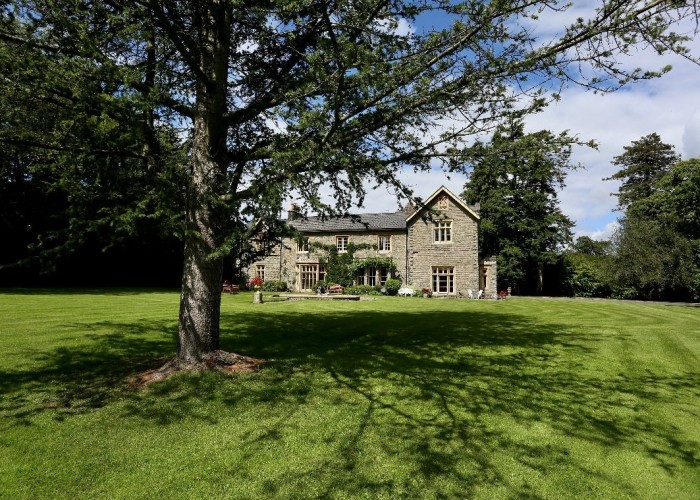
(379, 236), (391, 251)
(368, 266), (376, 286)
(432, 267), (454, 293)
(434, 221), (452, 242)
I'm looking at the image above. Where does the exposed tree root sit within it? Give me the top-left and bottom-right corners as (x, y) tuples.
(130, 350), (265, 388)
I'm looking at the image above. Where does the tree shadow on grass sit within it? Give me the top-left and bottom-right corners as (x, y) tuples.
(214, 306), (699, 497)
(0, 319), (176, 426)
(1, 303), (698, 497)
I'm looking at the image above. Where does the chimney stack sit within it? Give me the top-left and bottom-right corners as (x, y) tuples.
(288, 203), (300, 221)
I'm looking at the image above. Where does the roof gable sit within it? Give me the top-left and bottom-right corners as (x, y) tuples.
(405, 186), (480, 223)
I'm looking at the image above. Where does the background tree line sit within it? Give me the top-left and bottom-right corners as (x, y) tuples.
(463, 128), (699, 301)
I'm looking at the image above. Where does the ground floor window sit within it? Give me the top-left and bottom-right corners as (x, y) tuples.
(368, 266), (377, 286)
(355, 266), (391, 287)
(432, 267), (454, 294)
(256, 265), (265, 281)
(380, 266), (388, 285)
(298, 264), (325, 290)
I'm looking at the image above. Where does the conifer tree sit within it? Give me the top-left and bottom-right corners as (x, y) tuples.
(1, 1), (698, 367)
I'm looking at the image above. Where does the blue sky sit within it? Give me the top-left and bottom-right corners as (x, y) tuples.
(341, 3), (700, 241)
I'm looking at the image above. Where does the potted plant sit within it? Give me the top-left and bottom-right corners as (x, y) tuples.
(248, 276), (263, 289)
(248, 276), (264, 303)
(421, 287), (432, 298)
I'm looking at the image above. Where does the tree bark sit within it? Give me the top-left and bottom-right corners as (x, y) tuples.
(177, 2), (231, 363)
(177, 130), (225, 361)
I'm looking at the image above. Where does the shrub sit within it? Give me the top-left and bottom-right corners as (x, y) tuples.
(345, 285), (382, 295)
(384, 279), (402, 296)
(261, 280), (288, 292)
(611, 287), (639, 300)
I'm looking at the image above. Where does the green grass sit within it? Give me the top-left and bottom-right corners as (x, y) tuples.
(0, 290), (698, 499)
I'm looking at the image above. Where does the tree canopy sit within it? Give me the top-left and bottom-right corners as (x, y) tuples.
(1, 1), (699, 364)
(605, 133), (681, 211)
(607, 136), (700, 301)
(462, 119), (576, 294)
(571, 236), (611, 256)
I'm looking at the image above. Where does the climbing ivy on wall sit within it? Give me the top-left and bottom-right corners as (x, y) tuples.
(309, 242), (396, 287)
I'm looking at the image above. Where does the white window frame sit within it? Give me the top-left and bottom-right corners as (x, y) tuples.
(298, 264), (325, 291)
(432, 267), (455, 294)
(355, 265), (391, 287)
(336, 235), (349, 253)
(433, 221), (452, 243)
(256, 265), (265, 281)
(378, 235), (391, 252)
(367, 265), (377, 286)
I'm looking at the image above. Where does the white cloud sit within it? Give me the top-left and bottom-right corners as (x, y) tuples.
(682, 108), (700, 158)
(589, 221), (620, 241)
(305, 41), (700, 232)
(522, 32), (700, 239)
(375, 17), (414, 37)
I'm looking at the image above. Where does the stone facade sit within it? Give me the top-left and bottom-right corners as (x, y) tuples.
(247, 186), (498, 296)
(406, 193), (481, 297)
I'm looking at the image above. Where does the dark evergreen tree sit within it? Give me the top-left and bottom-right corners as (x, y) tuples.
(609, 158), (700, 300)
(605, 133), (680, 212)
(609, 217), (696, 300)
(571, 236), (611, 256)
(462, 120), (576, 294)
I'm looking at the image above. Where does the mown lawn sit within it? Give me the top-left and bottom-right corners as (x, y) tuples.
(0, 290), (698, 499)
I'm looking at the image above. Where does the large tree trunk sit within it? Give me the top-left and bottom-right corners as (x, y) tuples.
(177, 2), (231, 363)
(177, 147), (225, 362)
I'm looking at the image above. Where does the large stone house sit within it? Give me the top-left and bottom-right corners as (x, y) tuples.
(247, 186), (497, 297)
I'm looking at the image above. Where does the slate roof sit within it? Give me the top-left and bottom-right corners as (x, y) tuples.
(288, 210), (410, 233)
(286, 186), (479, 233)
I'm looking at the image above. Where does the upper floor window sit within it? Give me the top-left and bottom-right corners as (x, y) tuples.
(297, 237), (310, 253)
(378, 235), (391, 252)
(434, 221), (452, 243)
(336, 235), (349, 253)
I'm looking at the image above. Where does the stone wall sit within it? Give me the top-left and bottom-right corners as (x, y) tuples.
(480, 258), (498, 299)
(247, 230), (407, 291)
